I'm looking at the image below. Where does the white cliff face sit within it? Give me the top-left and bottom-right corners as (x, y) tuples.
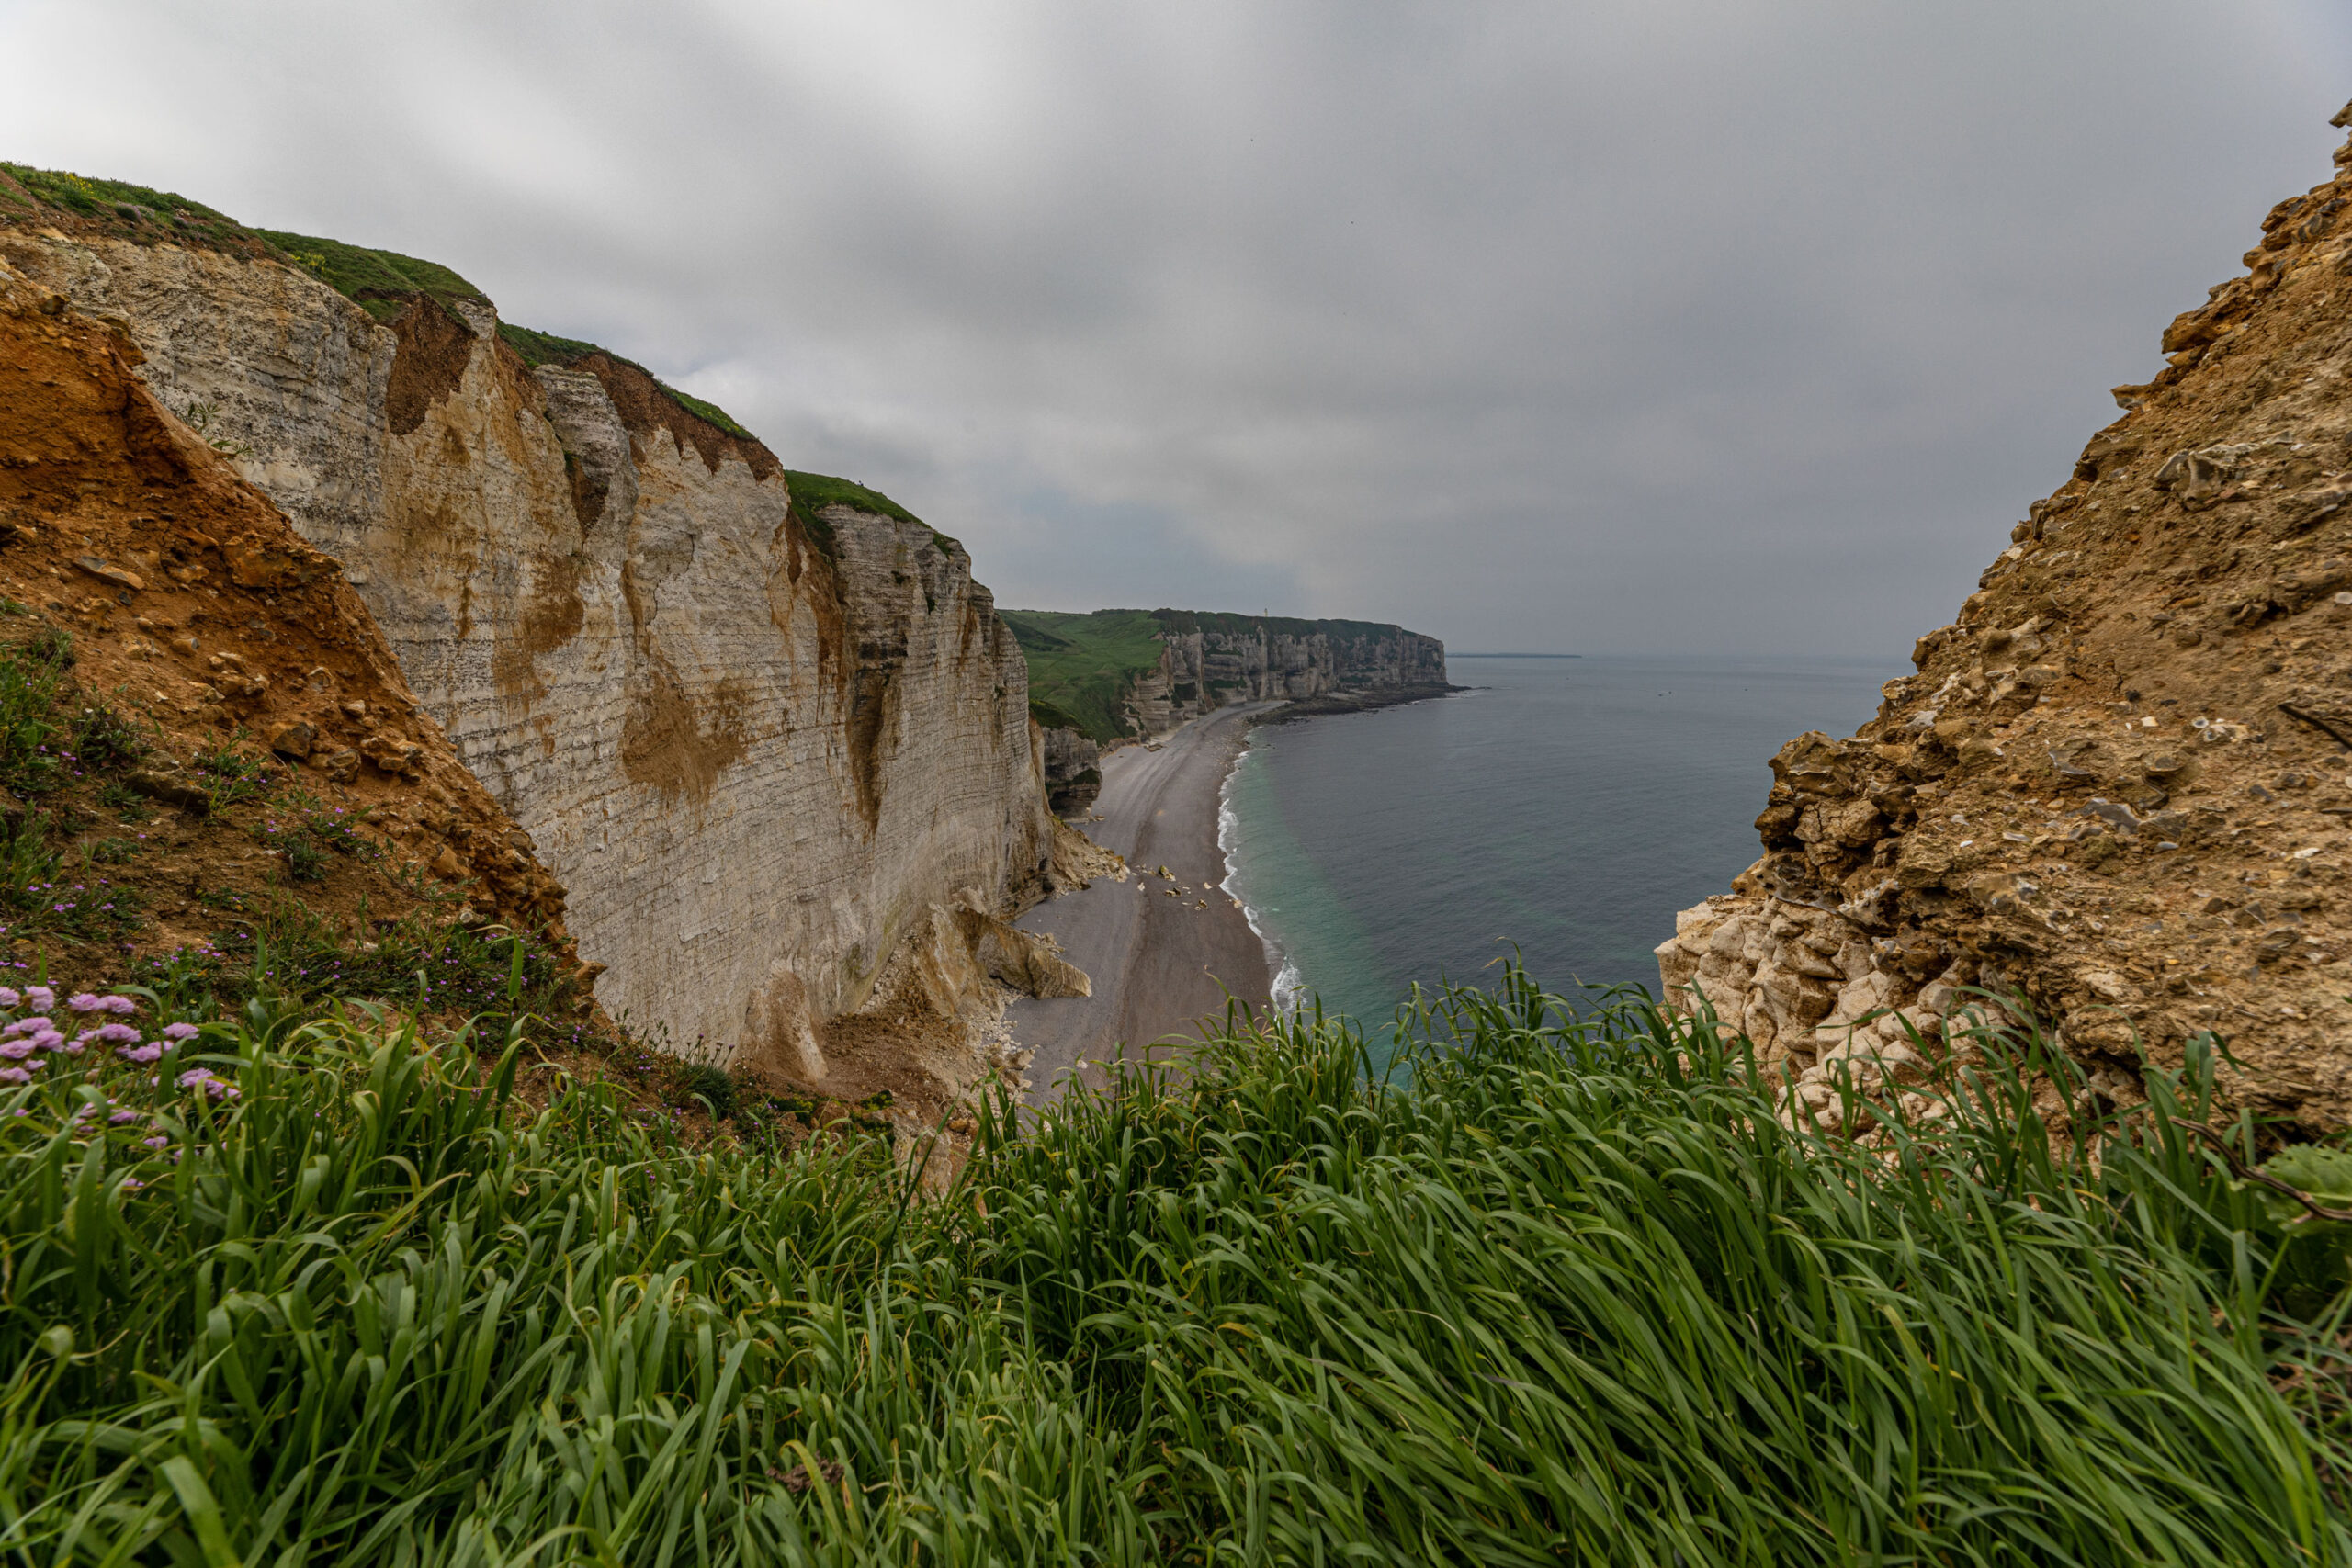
(1125, 622), (1448, 737)
(7, 231), (1052, 1077)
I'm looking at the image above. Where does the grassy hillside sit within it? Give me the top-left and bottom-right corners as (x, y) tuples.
(2, 971), (2347, 1563)
(998, 608), (1170, 742)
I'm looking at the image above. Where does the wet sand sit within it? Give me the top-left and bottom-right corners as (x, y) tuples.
(1009, 704), (1278, 1104)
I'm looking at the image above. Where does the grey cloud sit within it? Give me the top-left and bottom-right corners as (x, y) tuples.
(4, 0), (2347, 655)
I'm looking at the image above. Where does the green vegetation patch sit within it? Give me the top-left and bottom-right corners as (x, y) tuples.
(248, 230), (486, 322)
(999, 607), (1170, 741)
(0, 973), (2346, 1561)
(0, 163), (236, 228)
(1026, 694), (1084, 733)
(781, 470), (922, 526)
(494, 321), (605, 368)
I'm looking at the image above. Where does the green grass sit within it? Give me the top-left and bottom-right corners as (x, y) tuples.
(998, 609), (1170, 742)
(0, 969), (2346, 1562)
(248, 230), (487, 323)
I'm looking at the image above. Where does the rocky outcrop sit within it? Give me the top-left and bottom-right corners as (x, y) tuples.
(0, 204), (1057, 1083)
(1659, 102), (2352, 1134)
(1037, 722), (1102, 816)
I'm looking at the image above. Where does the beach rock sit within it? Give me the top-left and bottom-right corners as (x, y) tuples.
(1662, 99), (2352, 1133)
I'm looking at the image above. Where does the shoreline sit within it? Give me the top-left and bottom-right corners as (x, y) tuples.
(1007, 704), (1279, 1103)
(1009, 682), (1468, 1102)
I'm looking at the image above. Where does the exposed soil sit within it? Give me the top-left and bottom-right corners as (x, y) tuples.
(1663, 100), (2352, 1134)
(0, 260), (575, 984)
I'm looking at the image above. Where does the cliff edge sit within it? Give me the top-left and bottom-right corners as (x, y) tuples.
(0, 164), (1072, 1111)
(1659, 102), (2352, 1134)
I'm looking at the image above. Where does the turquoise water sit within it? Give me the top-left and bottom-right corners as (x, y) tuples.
(1219, 654), (1893, 1072)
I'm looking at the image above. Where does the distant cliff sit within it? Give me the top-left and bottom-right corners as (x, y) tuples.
(0, 163), (1067, 1098)
(1003, 607), (1450, 812)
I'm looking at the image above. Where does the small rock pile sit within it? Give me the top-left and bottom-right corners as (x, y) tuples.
(1661, 99), (2352, 1134)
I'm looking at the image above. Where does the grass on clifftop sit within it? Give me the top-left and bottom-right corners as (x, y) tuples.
(999, 608), (1170, 742)
(4, 969), (2351, 1564)
(0, 161), (763, 439)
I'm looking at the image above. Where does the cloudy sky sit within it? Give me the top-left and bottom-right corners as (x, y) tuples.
(4, 2), (2346, 655)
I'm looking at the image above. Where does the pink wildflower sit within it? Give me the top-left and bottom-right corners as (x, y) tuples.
(107, 1108), (139, 1124)
(65, 993), (101, 1013)
(0, 1042), (30, 1062)
(25, 987), (52, 1011)
(0, 1069), (28, 1086)
(160, 1022), (198, 1042)
(119, 1178), (142, 1192)
(141, 1135), (168, 1148)
(93, 1022), (138, 1043)
(98, 996), (134, 1015)
(0, 987), (19, 1008)
(117, 1043), (162, 1065)
(175, 1067), (213, 1089)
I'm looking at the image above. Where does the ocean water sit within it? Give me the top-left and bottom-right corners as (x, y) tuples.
(1218, 654), (1894, 1066)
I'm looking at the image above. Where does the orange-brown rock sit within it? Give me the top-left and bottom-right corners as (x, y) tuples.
(0, 259), (575, 963)
(1661, 100), (2352, 1134)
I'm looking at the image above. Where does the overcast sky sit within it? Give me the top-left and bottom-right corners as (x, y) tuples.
(4, 3), (2346, 656)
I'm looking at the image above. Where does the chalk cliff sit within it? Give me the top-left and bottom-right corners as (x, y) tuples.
(1006, 606), (1449, 813)
(0, 172), (1059, 1088)
(1658, 102), (2352, 1134)
(0, 256), (579, 984)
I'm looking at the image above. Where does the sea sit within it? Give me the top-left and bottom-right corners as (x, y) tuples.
(1218, 653), (1894, 1071)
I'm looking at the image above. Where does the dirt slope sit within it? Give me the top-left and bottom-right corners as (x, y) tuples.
(1660, 100), (2352, 1134)
(0, 254), (577, 987)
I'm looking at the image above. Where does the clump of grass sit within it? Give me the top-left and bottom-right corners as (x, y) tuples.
(188, 738), (277, 814)
(249, 788), (370, 885)
(0, 969), (2346, 1562)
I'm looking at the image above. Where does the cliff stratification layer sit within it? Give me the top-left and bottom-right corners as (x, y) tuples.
(0, 171), (1060, 1089)
(1658, 104), (2352, 1133)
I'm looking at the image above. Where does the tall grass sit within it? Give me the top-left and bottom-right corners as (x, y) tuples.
(0, 969), (2346, 1563)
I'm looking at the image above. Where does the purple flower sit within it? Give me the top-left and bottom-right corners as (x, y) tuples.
(161, 1022), (198, 1042)
(0, 1043), (28, 1061)
(207, 1081), (234, 1100)
(0, 1069), (28, 1085)
(141, 1135), (168, 1148)
(3, 1018), (49, 1038)
(25, 987), (51, 1011)
(30, 1032), (62, 1052)
(98, 997), (134, 1015)
(176, 1067), (213, 1089)
(66, 993), (101, 1013)
(119, 1177), (142, 1192)
(94, 1022), (138, 1043)
(108, 1108), (139, 1124)
(117, 1043), (162, 1065)
(0, 988), (19, 1009)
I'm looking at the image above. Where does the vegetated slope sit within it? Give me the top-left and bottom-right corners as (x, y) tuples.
(0, 256), (598, 1014)
(0, 161), (1071, 1124)
(1662, 98), (2352, 1133)
(2, 969), (2344, 1563)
